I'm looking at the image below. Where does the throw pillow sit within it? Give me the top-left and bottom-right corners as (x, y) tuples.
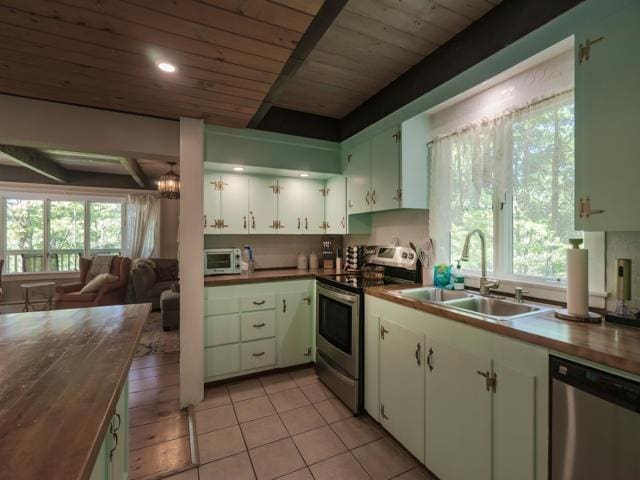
(156, 261), (179, 282)
(80, 273), (118, 293)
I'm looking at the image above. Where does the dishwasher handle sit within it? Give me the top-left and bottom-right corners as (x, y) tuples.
(551, 355), (640, 413)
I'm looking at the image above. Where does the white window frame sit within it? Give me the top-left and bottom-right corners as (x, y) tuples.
(0, 191), (124, 277)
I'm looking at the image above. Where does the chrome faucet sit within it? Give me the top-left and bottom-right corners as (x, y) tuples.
(460, 229), (500, 296)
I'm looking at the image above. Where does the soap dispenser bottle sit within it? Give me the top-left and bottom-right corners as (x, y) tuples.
(453, 260), (465, 290)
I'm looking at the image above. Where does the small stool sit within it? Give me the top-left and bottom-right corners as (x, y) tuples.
(160, 289), (180, 331)
(21, 281), (55, 311)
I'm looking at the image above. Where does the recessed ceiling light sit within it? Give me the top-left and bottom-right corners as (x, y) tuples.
(157, 62), (176, 73)
(233, 167), (244, 171)
(300, 173), (309, 177)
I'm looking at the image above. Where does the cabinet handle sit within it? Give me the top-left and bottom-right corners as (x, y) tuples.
(348, 200), (353, 209)
(203, 214), (207, 228)
(109, 432), (119, 460)
(220, 219), (229, 228)
(303, 296), (311, 305)
(578, 36), (605, 63)
(278, 220), (284, 229)
(243, 216), (247, 229)
(371, 190), (376, 205)
(340, 216), (346, 229)
(415, 343), (422, 366)
(476, 370), (497, 393)
(304, 347), (312, 357)
(297, 217), (301, 230)
(112, 412), (121, 433)
(381, 403), (389, 421)
(426, 348), (434, 371)
(365, 191), (370, 205)
(347, 154), (352, 163)
(269, 220), (278, 229)
(305, 217), (308, 230)
(282, 299), (287, 313)
(252, 215), (256, 230)
(579, 197), (605, 218)
(253, 300), (266, 306)
(253, 351), (265, 357)
(380, 325), (389, 340)
(253, 322), (266, 328)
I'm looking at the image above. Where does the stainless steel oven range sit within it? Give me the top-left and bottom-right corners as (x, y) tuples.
(315, 246), (419, 414)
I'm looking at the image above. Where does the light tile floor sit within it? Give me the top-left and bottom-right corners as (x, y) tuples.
(164, 367), (436, 480)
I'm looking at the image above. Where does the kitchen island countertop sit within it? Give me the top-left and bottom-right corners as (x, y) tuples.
(0, 303), (151, 480)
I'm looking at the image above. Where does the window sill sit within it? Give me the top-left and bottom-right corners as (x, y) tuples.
(462, 273), (608, 309)
(2, 271), (80, 282)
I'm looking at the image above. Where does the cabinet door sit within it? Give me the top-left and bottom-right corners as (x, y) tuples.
(493, 362), (536, 480)
(345, 141), (371, 215)
(302, 179), (326, 234)
(248, 176), (278, 233)
(203, 173), (220, 234)
(371, 126), (401, 212)
(379, 318), (425, 462)
(109, 383), (128, 480)
(425, 338), (492, 480)
(324, 176), (347, 234)
(277, 178), (303, 234)
(277, 291), (312, 368)
(220, 173), (249, 234)
(575, 1), (640, 230)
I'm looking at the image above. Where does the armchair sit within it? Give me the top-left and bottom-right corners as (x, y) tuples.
(55, 256), (132, 309)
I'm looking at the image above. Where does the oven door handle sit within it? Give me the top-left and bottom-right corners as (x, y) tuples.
(318, 287), (356, 304)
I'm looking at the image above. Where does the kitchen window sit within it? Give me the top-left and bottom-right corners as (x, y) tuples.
(2, 195), (123, 274)
(430, 90), (581, 283)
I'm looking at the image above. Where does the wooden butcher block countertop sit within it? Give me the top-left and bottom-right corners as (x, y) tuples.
(0, 303), (151, 480)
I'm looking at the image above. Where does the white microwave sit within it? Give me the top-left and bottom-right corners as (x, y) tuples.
(204, 248), (242, 275)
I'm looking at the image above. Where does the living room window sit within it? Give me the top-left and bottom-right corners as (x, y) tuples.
(2, 195), (123, 274)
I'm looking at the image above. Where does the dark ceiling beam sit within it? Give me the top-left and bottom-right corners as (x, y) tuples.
(256, 107), (339, 142)
(338, 0), (585, 140)
(0, 144), (70, 183)
(247, 0), (348, 129)
(119, 157), (148, 188)
(0, 165), (152, 190)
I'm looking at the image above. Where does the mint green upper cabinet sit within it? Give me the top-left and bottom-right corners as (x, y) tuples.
(277, 178), (303, 234)
(371, 127), (401, 211)
(219, 174), (249, 234)
(277, 290), (312, 368)
(345, 141), (371, 215)
(302, 179), (326, 234)
(425, 337), (492, 480)
(249, 176), (278, 233)
(379, 317), (425, 462)
(575, 1), (640, 231)
(325, 176), (347, 234)
(203, 173), (220, 234)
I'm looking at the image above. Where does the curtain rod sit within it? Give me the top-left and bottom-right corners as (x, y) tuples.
(426, 88), (574, 146)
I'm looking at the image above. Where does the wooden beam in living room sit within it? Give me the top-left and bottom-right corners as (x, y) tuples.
(0, 144), (70, 183)
(120, 157), (149, 188)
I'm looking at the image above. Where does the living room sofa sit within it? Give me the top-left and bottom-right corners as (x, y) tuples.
(130, 258), (179, 310)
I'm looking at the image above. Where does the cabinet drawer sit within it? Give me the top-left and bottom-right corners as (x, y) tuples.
(205, 314), (240, 347)
(241, 338), (276, 370)
(241, 310), (276, 342)
(205, 344), (240, 378)
(241, 294), (276, 312)
(205, 296), (240, 316)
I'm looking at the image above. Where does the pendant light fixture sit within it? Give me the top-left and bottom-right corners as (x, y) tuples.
(157, 162), (180, 199)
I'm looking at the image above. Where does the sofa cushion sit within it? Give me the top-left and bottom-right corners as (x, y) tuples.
(148, 281), (174, 298)
(59, 291), (98, 303)
(155, 259), (179, 282)
(80, 273), (118, 293)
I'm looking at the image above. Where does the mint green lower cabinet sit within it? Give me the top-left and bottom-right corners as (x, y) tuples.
(379, 317), (425, 462)
(90, 381), (129, 480)
(365, 295), (548, 480)
(277, 289), (313, 368)
(425, 337), (492, 480)
(204, 280), (313, 382)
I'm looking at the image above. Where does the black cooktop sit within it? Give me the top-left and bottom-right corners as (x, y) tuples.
(317, 273), (411, 293)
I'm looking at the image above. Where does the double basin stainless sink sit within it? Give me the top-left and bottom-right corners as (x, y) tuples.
(396, 287), (551, 321)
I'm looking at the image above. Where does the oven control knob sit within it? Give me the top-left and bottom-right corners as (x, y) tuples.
(409, 253), (414, 259)
(402, 252), (408, 259)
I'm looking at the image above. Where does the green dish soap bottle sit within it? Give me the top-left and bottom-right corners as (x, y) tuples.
(453, 260), (465, 291)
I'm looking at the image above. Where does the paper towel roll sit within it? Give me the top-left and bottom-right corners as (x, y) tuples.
(567, 247), (589, 316)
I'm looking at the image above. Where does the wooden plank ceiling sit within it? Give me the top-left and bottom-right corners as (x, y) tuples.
(0, 0), (324, 128)
(274, 0), (502, 118)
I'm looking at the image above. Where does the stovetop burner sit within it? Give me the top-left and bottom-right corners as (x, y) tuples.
(318, 273), (412, 293)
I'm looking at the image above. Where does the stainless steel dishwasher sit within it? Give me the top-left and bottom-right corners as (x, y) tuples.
(551, 356), (640, 479)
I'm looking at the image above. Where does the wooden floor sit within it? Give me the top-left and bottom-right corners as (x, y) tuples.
(128, 352), (193, 480)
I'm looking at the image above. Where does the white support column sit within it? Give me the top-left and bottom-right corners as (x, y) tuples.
(179, 117), (204, 408)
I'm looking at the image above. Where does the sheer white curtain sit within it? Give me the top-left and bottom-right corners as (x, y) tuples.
(123, 194), (161, 259)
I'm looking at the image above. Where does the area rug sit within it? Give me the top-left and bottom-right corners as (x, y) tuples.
(135, 311), (180, 357)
